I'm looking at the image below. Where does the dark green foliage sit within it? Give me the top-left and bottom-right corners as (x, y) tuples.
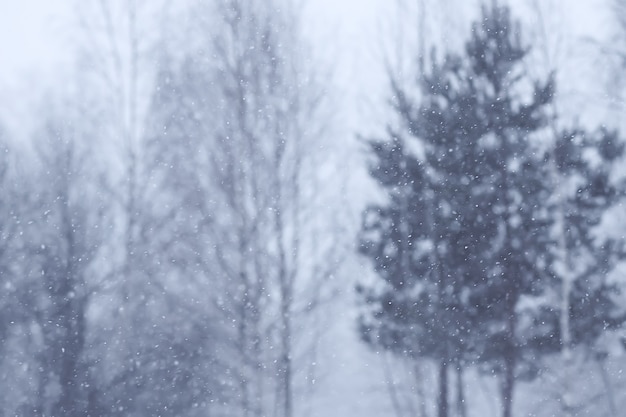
(360, 0), (552, 365)
(358, 3), (626, 417)
(534, 127), (626, 352)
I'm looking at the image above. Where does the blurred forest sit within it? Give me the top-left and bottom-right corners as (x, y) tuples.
(0, 1), (626, 417)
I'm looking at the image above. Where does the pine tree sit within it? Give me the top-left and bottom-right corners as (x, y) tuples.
(552, 127), (626, 348)
(530, 126), (626, 414)
(360, 2), (626, 415)
(359, 4), (556, 417)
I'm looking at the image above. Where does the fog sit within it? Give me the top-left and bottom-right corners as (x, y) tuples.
(0, 1), (625, 417)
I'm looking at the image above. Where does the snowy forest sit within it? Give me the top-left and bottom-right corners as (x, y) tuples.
(1, 0), (626, 416)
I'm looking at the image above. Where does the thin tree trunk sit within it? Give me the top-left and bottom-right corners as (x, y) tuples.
(596, 355), (617, 417)
(382, 353), (406, 417)
(456, 364), (466, 417)
(413, 361), (427, 417)
(502, 356), (514, 417)
(51, 148), (89, 417)
(123, 0), (139, 305)
(278, 251), (293, 417)
(238, 268), (251, 417)
(501, 312), (516, 417)
(417, 0), (426, 77)
(437, 360), (449, 417)
(551, 119), (574, 417)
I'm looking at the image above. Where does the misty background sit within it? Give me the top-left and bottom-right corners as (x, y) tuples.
(0, 1), (625, 417)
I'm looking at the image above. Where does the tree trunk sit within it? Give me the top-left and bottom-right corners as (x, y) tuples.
(437, 360), (449, 417)
(456, 364), (466, 417)
(238, 268), (251, 417)
(279, 279), (293, 417)
(501, 313), (516, 417)
(413, 361), (428, 417)
(502, 354), (515, 417)
(382, 354), (405, 417)
(596, 355), (617, 417)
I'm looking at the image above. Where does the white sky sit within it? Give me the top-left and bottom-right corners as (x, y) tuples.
(0, 1), (378, 84)
(0, 1), (72, 84)
(0, 0), (616, 190)
(0, 0), (390, 145)
(0, 1), (610, 107)
(0, 1), (610, 80)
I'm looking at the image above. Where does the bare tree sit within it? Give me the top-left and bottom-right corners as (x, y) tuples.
(22, 90), (111, 417)
(0, 125), (43, 416)
(143, 1), (345, 416)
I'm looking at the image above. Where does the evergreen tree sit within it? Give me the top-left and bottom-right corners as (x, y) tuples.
(360, 2), (626, 415)
(531, 126), (626, 415)
(359, 4), (559, 417)
(552, 127), (626, 348)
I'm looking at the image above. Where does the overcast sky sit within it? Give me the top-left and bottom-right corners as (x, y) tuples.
(0, 1), (611, 111)
(0, 0), (393, 148)
(0, 1), (610, 81)
(0, 0), (617, 164)
(0, 1), (70, 84)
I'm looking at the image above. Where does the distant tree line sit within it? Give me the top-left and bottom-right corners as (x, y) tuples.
(0, 1), (344, 416)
